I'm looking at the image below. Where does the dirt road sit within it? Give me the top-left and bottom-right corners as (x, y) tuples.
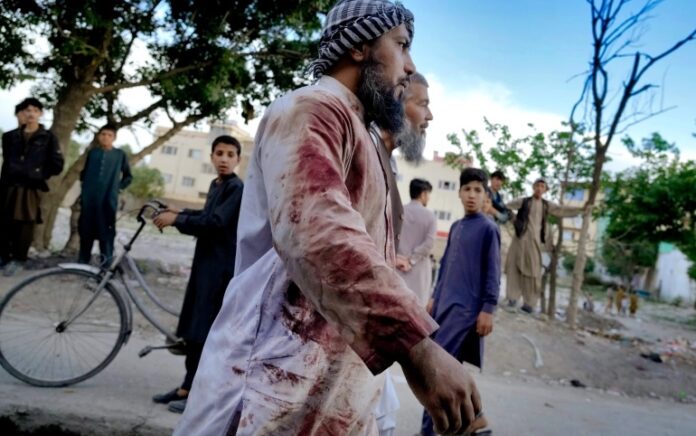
(1, 329), (694, 435)
(1, 213), (694, 434)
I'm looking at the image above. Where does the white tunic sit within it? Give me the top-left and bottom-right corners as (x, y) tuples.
(174, 76), (437, 435)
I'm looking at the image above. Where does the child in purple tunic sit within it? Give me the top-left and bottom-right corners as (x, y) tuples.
(422, 168), (500, 436)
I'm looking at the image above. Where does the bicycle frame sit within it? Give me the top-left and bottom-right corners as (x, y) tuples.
(59, 200), (180, 343)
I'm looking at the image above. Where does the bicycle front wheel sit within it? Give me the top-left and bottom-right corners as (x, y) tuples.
(0, 268), (128, 387)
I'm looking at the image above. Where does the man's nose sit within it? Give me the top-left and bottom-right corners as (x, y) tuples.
(404, 52), (416, 76)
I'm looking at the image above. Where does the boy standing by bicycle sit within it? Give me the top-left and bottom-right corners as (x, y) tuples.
(151, 135), (244, 413)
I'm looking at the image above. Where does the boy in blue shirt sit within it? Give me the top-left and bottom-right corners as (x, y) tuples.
(422, 168), (500, 436)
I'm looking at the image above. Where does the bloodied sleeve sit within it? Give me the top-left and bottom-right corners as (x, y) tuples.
(260, 93), (438, 374)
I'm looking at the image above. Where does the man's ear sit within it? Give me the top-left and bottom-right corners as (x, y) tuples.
(348, 43), (370, 63)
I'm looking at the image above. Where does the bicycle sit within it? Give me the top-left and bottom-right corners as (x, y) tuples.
(0, 200), (185, 387)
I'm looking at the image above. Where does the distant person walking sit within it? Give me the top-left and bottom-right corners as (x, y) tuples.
(151, 135), (244, 414)
(78, 124), (132, 265)
(396, 178), (437, 306)
(0, 97), (64, 276)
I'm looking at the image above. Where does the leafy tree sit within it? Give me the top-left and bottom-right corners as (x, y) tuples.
(600, 133), (696, 283)
(0, 0), (330, 249)
(126, 166), (165, 200)
(600, 237), (657, 282)
(565, 0), (696, 328)
(562, 252), (595, 275)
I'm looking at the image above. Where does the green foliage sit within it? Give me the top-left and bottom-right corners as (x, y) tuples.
(601, 132), (696, 279)
(0, 0), (331, 131)
(445, 119), (595, 201)
(562, 252), (595, 274)
(583, 274), (604, 287)
(601, 237), (658, 280)
(126, 166), (165, 200)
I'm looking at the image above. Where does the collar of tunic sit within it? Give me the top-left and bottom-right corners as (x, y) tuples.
(316, 75), (365, 120)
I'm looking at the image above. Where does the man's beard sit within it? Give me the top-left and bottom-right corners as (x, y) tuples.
(356, 59), (405, 134)
(395, 119), (426, 164)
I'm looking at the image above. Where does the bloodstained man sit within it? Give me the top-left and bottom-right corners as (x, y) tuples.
(175, 1), (487, 435)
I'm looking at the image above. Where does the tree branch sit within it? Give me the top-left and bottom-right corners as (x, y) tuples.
(93, 62), (213, 94)
(114, 99), (166, 129)
(615, 105), (676, 135)
(129, 114), (205, 165)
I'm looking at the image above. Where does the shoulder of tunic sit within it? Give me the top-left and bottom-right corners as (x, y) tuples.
(264, 83), (358, 137)
(222, 174), (244, 190)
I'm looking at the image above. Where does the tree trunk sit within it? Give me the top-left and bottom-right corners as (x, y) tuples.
(33, 84), (94, 250)
(540, 269), (548, 315)
(548, 220), (564, 319)
(567, 150), (606, 328)
(63, 195), (82, 255)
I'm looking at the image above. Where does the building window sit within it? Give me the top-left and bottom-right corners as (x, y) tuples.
(201, 163), (216, 174)
(438, 180), (457, 191)
(188, 149), (202, 160)
(433, 210), (452, 221)
(181, 176), (195, 187)
(564, 189), (584, 201)
(162, 173), (173, 183)
(563, 230), (573, 241)
(161, 146), (177, 155)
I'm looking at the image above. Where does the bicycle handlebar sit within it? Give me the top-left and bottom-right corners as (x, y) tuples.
(122, 200), (169, 250)
(136, 200), (168, 224)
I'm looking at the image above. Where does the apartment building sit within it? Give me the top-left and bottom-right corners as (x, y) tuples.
(559, 186), (603, 257)
(149, 121), (254, 207)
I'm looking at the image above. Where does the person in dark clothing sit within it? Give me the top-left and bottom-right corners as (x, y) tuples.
(151, 135), (244, 414)
(422, 168), (499, 436)
(78, 124), (132, 265)
(0, 98), (64, 276)
(486, 170), (511, 224)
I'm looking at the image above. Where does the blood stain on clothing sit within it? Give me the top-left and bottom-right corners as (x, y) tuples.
(296, 142), (342, 195)
(281, 283), (347, 357)
(262, 362), (303, 386)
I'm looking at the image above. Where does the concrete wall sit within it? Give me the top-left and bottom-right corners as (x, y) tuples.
(655, 243), (696, 304)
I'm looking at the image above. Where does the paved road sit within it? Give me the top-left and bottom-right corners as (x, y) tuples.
(1, 271), (694, 435)
(1, 330), (695, 435)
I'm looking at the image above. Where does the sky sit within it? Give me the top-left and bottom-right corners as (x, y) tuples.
(1, 0), (694, 172)
(402, 0), (696, 170)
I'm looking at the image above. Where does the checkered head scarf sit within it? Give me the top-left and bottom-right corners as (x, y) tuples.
(309, 0), (415, 78)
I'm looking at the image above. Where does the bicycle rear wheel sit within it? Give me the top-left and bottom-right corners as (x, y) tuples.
(0, 268), (128, 387)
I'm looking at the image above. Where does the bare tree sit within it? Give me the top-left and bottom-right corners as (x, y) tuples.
(566, 0), (696, 328)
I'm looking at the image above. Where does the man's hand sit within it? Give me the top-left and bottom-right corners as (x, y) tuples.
(153, 211), (177, 230)
(400, 338), (482, 435)
(165, 206), (182, 214)
(476, 312), (493, 337)
(395, 255), (411, 272)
